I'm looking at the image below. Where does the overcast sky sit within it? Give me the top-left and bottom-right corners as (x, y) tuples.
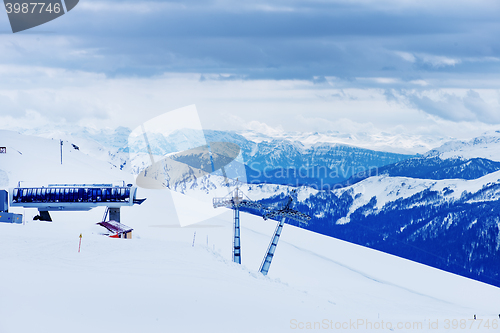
(0, 0), (500, 140)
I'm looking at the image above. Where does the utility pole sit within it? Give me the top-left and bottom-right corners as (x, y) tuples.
(60, 140), (63, 165)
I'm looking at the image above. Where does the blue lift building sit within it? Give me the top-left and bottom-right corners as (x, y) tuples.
(0, 189), (22, 223)
(9, 183), (145, 222)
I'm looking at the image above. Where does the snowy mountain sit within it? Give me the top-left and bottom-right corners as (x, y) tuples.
(242, 139), (414, 187)
(426, 131), (500, 161)
(341, 156), (500, 187)
(128, 128), (415, 181)
(276, 133), (500, 288)
(237, 129), (452, 155)
(1, 129), (500, 332)
(14, 126), (416, 186)
(252, 171), (500, 288)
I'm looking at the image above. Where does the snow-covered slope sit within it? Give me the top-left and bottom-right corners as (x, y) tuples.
(1, 130), (499, 332)
(0, 130), (132, 188)
(426, 131), (500, 161)
(1, 197), (499, 333)
(332, 172), (500, 224)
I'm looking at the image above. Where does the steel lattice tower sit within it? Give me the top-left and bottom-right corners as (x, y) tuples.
(259, 192), (311, 276)
(213, 188), (262, 264)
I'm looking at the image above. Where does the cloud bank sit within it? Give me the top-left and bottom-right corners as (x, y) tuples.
(0, 0), (499, 139)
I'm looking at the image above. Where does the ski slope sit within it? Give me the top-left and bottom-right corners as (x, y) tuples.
(1, 203), (499, 333)
(0, 129), (132, 188)
(0, 130), (499, 332)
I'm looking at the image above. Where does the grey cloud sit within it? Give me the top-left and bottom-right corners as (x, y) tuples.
(383, 89), (399, 103)
(330, 89), (358, 100)
(0, 89), (110, 123)
(463, 90), (500, 123)
(404, 90), (500, 124)
(0, 0), (499, 88)
(0, 0), (497, 82)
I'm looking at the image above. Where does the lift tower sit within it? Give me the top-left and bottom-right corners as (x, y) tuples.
(259, 192), (311, 276)
(213, 188), (262, 264)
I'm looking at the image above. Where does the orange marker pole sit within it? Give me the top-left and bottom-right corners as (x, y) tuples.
(78, 233), (82, 253)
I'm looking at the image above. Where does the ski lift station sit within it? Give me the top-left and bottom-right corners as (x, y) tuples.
(0, 189), (22, 223)
(6, 183), (146, 222)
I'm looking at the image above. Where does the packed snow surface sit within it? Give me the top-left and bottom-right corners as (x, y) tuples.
(1, 202), (500, 332)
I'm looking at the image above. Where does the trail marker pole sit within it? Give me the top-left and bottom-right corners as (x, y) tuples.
(78, 233), (82, 252)
(192, 232), (196, 247)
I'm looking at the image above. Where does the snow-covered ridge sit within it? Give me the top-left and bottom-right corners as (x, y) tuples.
(0, 130), (132, 189)
(238, 129), (451, 155)
(426, 130), (500, 162)
(14, 125), (500, 163)
(332, 171), (500, 224)
(12, 126), (417, 185)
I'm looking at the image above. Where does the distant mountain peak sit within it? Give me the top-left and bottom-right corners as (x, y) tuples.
(425, 131), (500, 161)
(236, 129), (451, 155)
